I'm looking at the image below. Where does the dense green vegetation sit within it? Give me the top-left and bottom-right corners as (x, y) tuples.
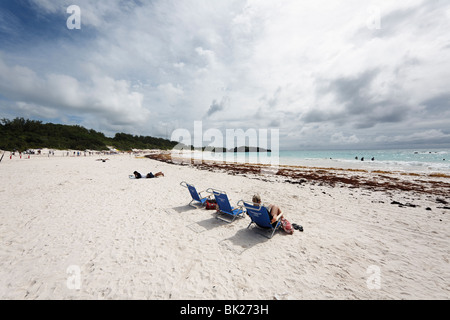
(0, 118), (180, 152)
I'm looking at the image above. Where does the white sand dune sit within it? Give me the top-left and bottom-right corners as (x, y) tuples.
(0, 153), (449, 300)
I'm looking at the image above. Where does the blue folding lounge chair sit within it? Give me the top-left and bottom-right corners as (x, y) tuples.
(213, 191), (245, 223)
(180, 181), (210, 208)
(241, 201), (283, 239)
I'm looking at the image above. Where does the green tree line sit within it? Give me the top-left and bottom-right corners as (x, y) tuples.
(0, 118), (179, 152)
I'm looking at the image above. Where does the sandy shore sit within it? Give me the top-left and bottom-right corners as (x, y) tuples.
(0, 152), (449, 300)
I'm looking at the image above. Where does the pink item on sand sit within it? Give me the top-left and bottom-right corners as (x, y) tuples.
(281, 218), (294, 234)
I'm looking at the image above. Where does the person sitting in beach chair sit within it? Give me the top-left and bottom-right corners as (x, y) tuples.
(249, 194), (294, 235)
(241, 199), (284, 239)
(251, 194), (283, 226)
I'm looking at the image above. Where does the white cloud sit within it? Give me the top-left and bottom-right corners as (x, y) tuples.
(29, 0), (135, 28)
(376, 130), (450, 144)
(0, 57), (148, 128)
(331, 132), (360, 145)
(1, 0), (450, 148)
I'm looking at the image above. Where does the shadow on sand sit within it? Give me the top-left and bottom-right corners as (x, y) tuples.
(219, 227), (280, 255)
(171, 205), (197, 213)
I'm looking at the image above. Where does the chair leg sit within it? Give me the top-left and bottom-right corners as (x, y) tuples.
(269, 228), (276, 239)
(189, 200), (203, 208)
(216, 213), (234, 224)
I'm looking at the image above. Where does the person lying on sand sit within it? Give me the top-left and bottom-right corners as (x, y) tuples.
(133, 171), (164, 179)
(146, 172), (164, 178)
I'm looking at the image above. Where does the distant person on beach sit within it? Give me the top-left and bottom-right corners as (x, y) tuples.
(133, 171), (142, 178)
(146, 172), (164, 178)
(133, 171), (164, 179)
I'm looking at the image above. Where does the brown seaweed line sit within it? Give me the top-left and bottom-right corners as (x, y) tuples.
(145, 153), (450, 197)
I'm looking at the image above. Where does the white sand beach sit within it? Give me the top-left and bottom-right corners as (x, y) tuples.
(0, 152), (449, 300)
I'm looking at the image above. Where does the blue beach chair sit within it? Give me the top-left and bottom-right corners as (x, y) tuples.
(180, 181), (211, 208)
(212, 190), (245, 223)
(241, 201), (283, 239)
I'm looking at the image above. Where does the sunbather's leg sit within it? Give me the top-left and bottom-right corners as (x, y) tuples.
(270, 205), (282, 223)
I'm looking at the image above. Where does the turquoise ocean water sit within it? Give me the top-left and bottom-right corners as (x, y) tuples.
(276, 149), (450, 173)
(188, 148), (450, 173)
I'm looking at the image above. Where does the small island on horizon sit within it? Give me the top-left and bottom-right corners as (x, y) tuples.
(198, 146), (272, 153)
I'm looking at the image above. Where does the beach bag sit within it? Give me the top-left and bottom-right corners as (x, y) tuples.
(205, 198), (217, 210)
(281, 218), (294, 234)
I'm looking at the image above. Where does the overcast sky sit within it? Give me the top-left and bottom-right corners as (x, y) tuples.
(1, 0), (449, 150)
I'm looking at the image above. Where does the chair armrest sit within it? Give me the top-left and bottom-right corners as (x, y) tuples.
(205, 187), (227, 195)
(180, 181), (188, 188)
(199, 190), (212, 199)
(271, 213), (283, 224)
